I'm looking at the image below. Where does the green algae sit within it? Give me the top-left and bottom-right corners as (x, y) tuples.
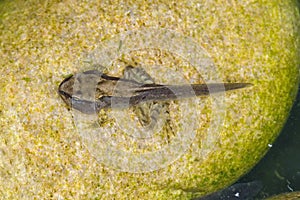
(266, 191), (300, 200)
(0, 0), (299, 199)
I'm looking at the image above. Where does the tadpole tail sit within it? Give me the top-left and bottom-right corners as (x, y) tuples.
(128, 83), (253, 105)
(191, 83), (253, 96)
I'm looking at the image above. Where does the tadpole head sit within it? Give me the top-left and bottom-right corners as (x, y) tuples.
(58, 74), (74, 107)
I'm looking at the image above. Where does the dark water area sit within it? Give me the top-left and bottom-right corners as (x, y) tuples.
(237, 85), (300, 199)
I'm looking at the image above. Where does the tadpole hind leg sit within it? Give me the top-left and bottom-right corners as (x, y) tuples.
(123, 65), (155, 84)
(123, 66), (165, 129)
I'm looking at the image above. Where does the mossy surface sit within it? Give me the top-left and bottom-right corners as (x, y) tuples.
(0, 0), (299, 199)
(266, 191), (300, 200)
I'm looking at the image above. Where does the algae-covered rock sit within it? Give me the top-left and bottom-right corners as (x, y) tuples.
(266, 191), (300, 200)
(0, 0), (299, 199)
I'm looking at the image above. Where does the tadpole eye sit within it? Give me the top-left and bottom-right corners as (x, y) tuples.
(98, 96), (111, 103)
(58, 90), (71, 98)
(96, 96), (112, 109)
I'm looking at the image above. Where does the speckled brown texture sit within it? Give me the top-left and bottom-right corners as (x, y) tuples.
(0, 0), (299, 199)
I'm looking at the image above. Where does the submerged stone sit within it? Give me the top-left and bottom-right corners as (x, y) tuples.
(0, 0), (299, 199)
